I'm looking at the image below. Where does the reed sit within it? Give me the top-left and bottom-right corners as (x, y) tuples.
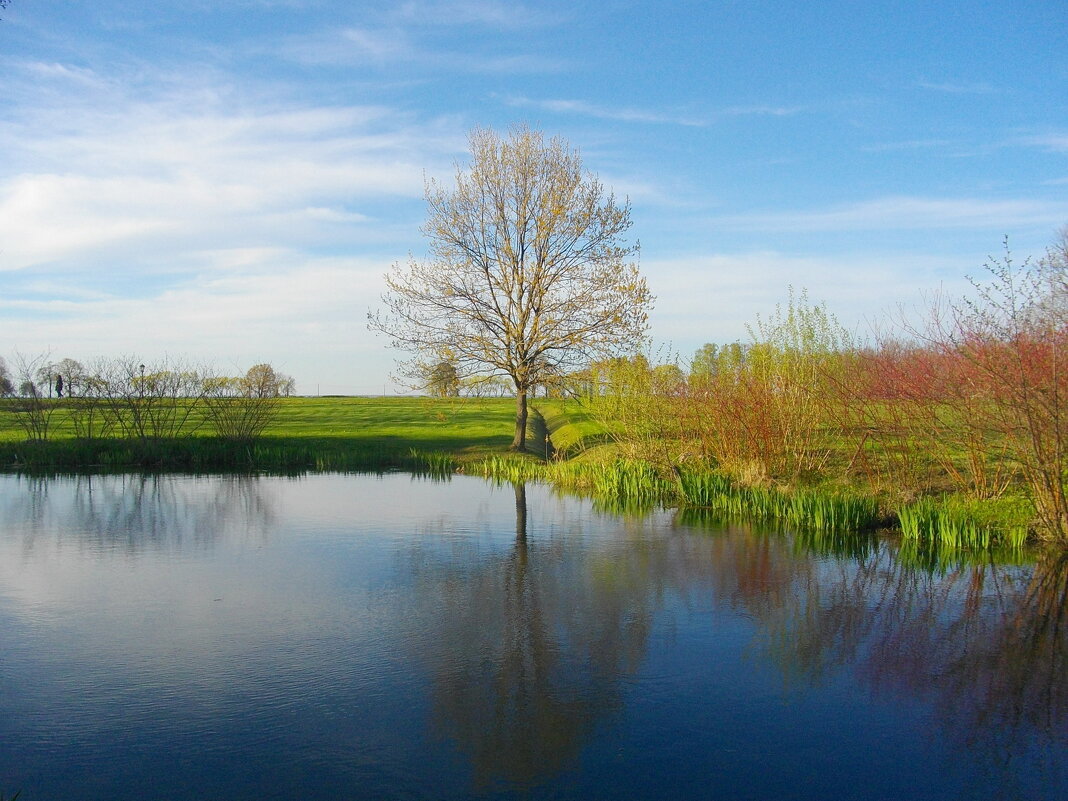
(472, 455), (675, 508)
(897, 495), (1030, 550)
(469, 455), (544, 484)
(588, 459), (670, 504)
(675, 469), (881, 533)
(407, 448), (455, 479)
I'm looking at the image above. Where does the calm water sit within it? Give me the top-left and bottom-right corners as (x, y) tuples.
(0, 473), (1065, 801)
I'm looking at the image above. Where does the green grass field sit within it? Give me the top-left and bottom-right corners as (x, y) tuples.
(0, 396), (536, 470)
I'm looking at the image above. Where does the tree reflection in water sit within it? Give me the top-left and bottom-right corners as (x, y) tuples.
(410, 491), (1067, 792)
(1, 473), (278, 554)
(688, 514), (1068, 790)
(408, 482), (664, 789)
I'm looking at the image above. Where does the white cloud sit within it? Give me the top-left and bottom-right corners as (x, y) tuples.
(0, 253), (401, 394)
(279, 25), (565, 72)
(917, 79), (1002, 95)
(1020, 134), (1068, 153)
(714, 196), (1068, 233)
(392, 0), (561, 28)
(0, 71), (447, 272)
(503, 95), (800, 126)
(644, 251), (975, 351)
(859, 139), (955, 153)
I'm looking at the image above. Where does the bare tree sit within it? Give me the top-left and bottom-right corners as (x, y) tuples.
(202, 363), (290, 442)
(68, 358), (114, 440)
(94, 356), (206, 439)
(10, 352), (57, 441)
(370, 126), (652, 451)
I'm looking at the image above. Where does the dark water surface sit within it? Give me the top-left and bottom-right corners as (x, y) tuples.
(0, 473), (1065, 800)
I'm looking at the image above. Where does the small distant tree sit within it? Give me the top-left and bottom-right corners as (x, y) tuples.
(0, 356), (13, 397)
(426, 360), (460, 398)
(53, 358), (85, 396)
(244, 363), (294, 398)
(689, 342), (746, 380)
(690, 343), (719, 378)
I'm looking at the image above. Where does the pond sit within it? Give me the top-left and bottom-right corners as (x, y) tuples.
(0, 472), (1065, 800)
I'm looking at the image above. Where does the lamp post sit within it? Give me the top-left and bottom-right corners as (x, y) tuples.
(139, 363), (145, 400)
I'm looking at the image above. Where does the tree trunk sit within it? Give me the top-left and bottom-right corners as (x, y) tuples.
(514, 482), (527, 541)
(511, 387), (528, 451)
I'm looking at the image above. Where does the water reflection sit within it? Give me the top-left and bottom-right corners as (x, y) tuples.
(0, 473), (277, 554)
(0, 473), (1064, 799)
(408, 482), (658, 788)
(682, 513), (1068, 789)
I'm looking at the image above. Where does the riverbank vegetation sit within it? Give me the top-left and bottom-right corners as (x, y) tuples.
(542, 236), (1068, 548)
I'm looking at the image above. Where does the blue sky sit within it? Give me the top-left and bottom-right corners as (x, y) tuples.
(1, 0), (1065, 393)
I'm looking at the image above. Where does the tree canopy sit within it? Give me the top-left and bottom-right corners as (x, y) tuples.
(370, 125), (652, 450)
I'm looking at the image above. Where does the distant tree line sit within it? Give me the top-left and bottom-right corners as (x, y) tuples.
(0, 355), (294, 443)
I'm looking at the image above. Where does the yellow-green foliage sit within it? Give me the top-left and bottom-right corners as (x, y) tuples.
(533, 399), (614, 459)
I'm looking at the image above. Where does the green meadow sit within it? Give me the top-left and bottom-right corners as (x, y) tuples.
(0, 396), (526, 472)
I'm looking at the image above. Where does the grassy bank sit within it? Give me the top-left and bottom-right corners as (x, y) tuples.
(0, 394), (1043, 551)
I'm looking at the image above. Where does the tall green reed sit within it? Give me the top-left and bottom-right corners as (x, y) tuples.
(675, 469), (881, 533)
(897, 495), (1029, 550)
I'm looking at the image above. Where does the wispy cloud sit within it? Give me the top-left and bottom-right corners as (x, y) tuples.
(504, 96), (704, 126)
(279, 27), (414, 65)
(0, 64), (451, 273)
(720, 105), (799, 118)
(278, 26), (565, 72)
(918, 79), (1002, 95)
(859, 139), (955, 153)
(1019, 133), (1068, 153)
(714, 196), (1068, 233)
(392, 0), (561, 28)
(502, 95), (800, 127)
(339, 27), (412, 60)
